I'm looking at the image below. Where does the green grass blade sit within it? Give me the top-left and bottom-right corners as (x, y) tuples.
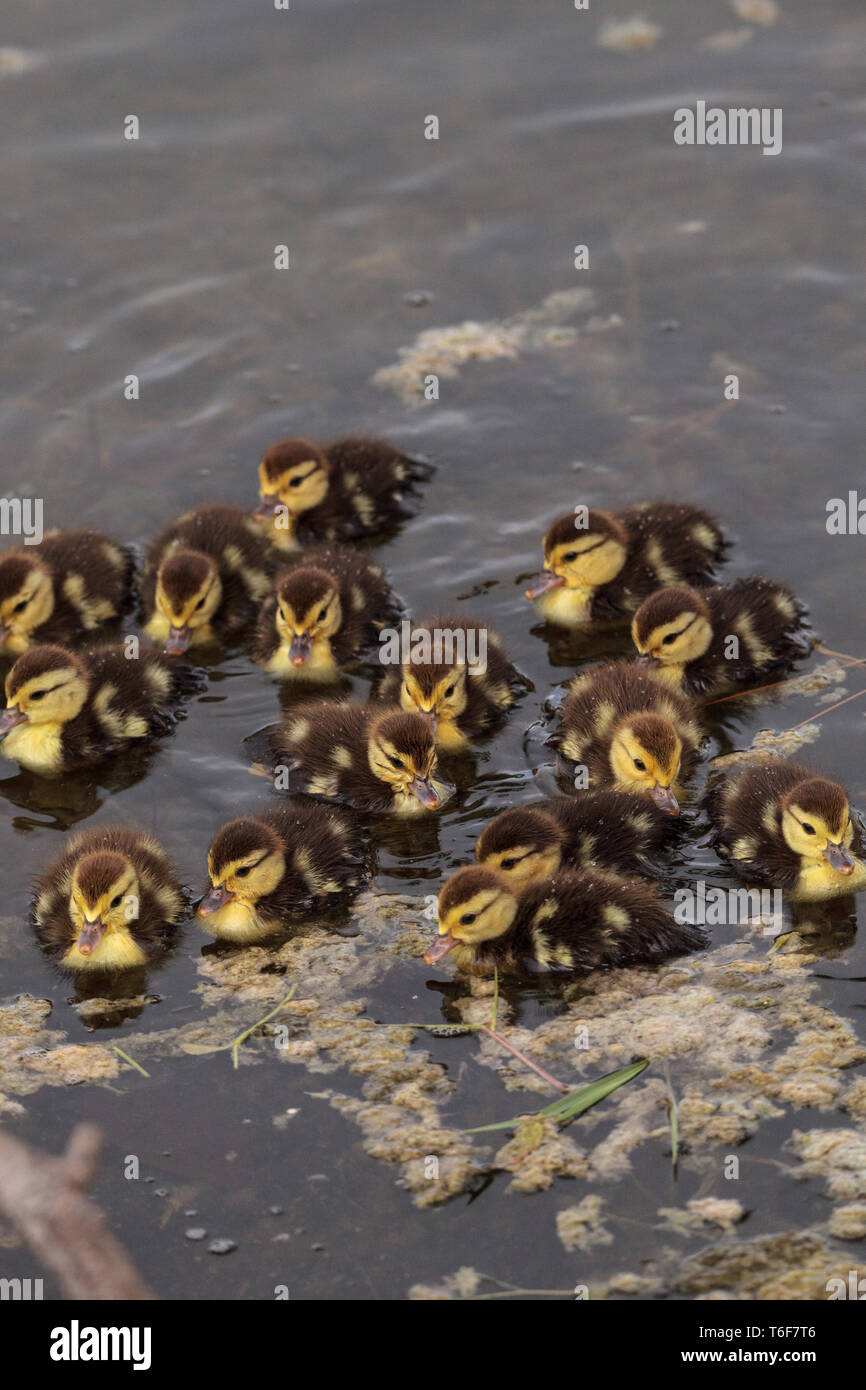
(466, 1058), (648, 1133)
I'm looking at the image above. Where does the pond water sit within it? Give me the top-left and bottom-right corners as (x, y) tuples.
(0, 0), (865, 1300)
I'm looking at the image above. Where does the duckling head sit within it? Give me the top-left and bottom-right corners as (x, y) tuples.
(398, 662), (468, 740)
(155, 548), (223, 654)
(526, 510), (628, 618)
(425, 865), (517, 963)
(254, 439), (330, 535)
(475, 807), (563, 887)
(0, 645), (89, 738)
(0, 553), (54, 653)
(66, 850), (143, 968)
(274, 567), (342, 668)
(199, 818), (286, 937)
(632, 587), (713, 679)
(609, 713), (682, 813)
(781, 777), (857, 876)
(368, 710), (448, 809)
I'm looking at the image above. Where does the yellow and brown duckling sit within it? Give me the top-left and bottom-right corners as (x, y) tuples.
(377, 615), (520, 752)
(253, 435), (432, 553)
(475, 792), (677, 885)
(0, 530), (134, 655)
(0, 642), (196, 776)
(631, 578), (811, 697)
(141, 505), (274, 654)
(197, 801), (365, 942)
(526, 502), (726, 628)
(706, 760), (866, 902)
(425, 864), (705, 972)
(554, 662), (703, 813)
(265, 701), (454, 815)
(252, 544), (400, 681)
(32, 827), (184, 971)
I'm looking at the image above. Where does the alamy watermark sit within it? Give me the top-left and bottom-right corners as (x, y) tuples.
(0, 497), (43, 545)
(379, 620), (488, 674)
(674, 101), (782, 157)
(674, 881), (783, 931)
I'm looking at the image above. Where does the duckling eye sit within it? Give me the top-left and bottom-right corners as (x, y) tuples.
(500, 858), (516, 871)
(289, 475), (303, 488)
(195, 596), (206, 610)
(460, 912), (477, 926)
(12, 599), (28, 613)
(633, 758), (646, 771)
(236, 865), (252, 877)
(110, 894), (123, 910)
(444, 684), (455, 698)
(387, 755), (403, 770)
(802, 823), (816, 836)
(562, 551), (578, 562)
(30, 690), (46, 701)
(662, 633), (678, 645)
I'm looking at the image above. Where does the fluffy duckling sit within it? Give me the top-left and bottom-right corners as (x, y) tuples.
(631, 579), (810, 697)
(526, 502), (725, 628)
(554, 662), (703, 813)
(266, 701), (454, 815)
(0, 642), (193, 775)
(475, 793), (676, 885)
(377, 615), (520, 751)
(252, 545), (399, 681)
(707, 760), (866, 901)
(0, 530), (133, 655)
(425, 864), (705, 972)
(32, 827), (184, 971)
(253, 435), (432, 553)
(141, 505), (273, 654)
(198, 801), (365, 941)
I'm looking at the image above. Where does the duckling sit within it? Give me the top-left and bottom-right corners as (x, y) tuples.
(197, 801), (365, 942)
(252, 545), (399, 681)
(377, 615), (520, 751)
(253, 435), (432, 553)
(425, 864), (705, 972)
(141, 505), (274, 654)
(554, 662), (703, 813)
(706, 760), (866, 901)
(475, 792), (676, 886)
(0, 641), (194, 775)
(526, 502), (726, 628)
(631, 578), (811, 697)
(265, 701), (454, 815)
(0, 530), (134, 655)
(32, 827), (184, 971)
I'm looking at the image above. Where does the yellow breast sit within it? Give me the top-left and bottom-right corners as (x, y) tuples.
(266, 643), (340, 681)
(62, 928), (148, 971)
(2, 722), (64, 774)
(200, 898), (273, 941)
(791, 857), (866, 902)
(534, 585), (593, 627)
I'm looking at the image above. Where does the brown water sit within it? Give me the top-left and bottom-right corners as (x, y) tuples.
(0, 0), (865, 1299)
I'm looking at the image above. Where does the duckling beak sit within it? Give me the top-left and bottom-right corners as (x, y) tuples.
(0, 623), (9, 647)
(634, 652), (657, 669)
(165, 625), (192, 655)
(419, 709), (439, 734)
(525, 570), (564, 599)
(408, 776), (443, 809)
(198, 883), (236, 916)
(0, 705), (27, 737)
(649, 784), (680, 815)
(823, 841), (856, 875)
(76, 919), (105, 956)
(254, 493), (280, 520)
(288, 633), (312, 665)
(424, 932), (458, 964)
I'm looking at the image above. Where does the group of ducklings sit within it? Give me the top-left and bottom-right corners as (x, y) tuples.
(1, 444), (863, 979)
